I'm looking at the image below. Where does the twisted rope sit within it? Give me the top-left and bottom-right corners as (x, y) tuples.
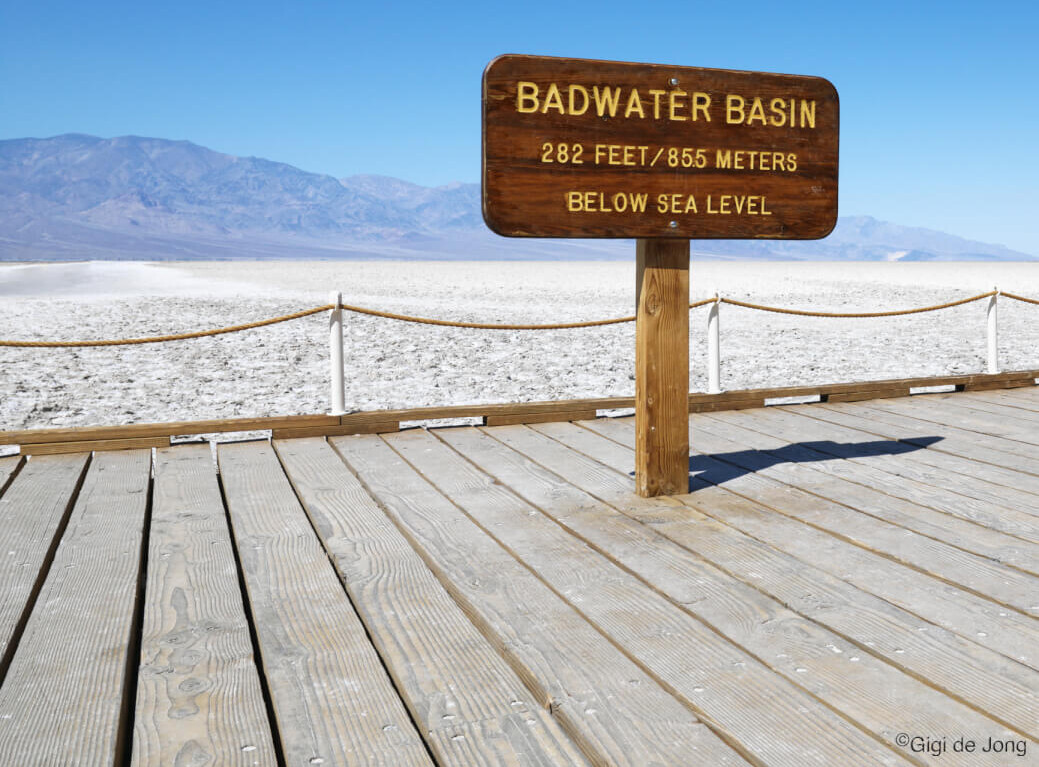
(0, 305), (333, 348)
(1003, 291), (1039, 306)
(720, 291), (995, 318)
(0, 290), (1029, 348)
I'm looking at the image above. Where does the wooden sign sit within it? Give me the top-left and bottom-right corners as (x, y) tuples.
(483, 54), (839, 239)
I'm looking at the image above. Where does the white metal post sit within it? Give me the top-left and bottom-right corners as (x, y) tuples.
(329, 291), (346, 416)
(987, 287), (999, 374)
(708, 290), (721, 394)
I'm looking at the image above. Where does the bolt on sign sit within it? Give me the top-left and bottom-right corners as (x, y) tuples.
(482, 54), (839, 239)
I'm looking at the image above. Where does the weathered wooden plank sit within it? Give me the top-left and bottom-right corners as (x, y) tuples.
(427, 427), (911, 766)
(271, 421), (399, 439)
(0, 450), (151, 765)
(682, 420), (1039, 615)
(0, 413), (341, 445)
(544, 418), (1039, 737)
(635, 239), (689, 497)
(216, 441), (436, 767)
(0, 456), (21, 494)
(872, 395), (1039, 448)
(0, 453), (89, 675)
(687, 412), (1039, 571)
(485, 410), (597, 427)
(811, 401), (1039, 476)
(952, 391), (1039, 423)
(278, 436), (591, 767)
(594, 411), (1039, 611)
(497, 420), (1039, 742)
(705, 405), (1039, 542)
(577, 415), (1039, 668)
(826, 387), (911, 403)
(132, 445), (276, 766)
(789, 401), (1039, 478)
(297, 435), (743, 767)
(966, 387), (1039, 413)
(24, 435), (171, 455)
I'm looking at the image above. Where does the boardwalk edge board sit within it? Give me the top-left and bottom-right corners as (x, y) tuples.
(3, 370), (1037, 450)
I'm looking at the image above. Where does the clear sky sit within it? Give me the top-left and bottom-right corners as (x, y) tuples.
(2, 0), (1038, 254)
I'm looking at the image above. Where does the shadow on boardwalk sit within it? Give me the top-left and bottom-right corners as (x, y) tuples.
(687, 436), (944, 489)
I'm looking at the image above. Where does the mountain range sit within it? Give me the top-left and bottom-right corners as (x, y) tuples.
(1, 134), (1034, 261)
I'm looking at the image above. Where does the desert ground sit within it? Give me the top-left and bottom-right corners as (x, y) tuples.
(2, 259), (1038, 453)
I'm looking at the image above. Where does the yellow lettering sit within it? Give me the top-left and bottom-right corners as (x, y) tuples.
(733, 151), (744, 170)
(624, 89), (645, 118)
(769, 98), (787, 127)
(692, 92), (711, 121)
(622, 145), (635, 165)
(594, 144), (607, 164)
(542, 83), (565, 114)
(568, 85), (589, 115)
(517, 81), (539, 113)
(684, 195), (697, 214)
(787, 153), (797, 172)
(592, 86), (622, 117)
(656, 194), (668, 214)
(649, 89), (666, 119)
(631, 193), (648, 212)
(715, 149), (731, 169)
(726, 95), (745, 124)
(668, 89), (687, 121)
(800, 100), (816, 129)
(567, 191), (582, 212)
(747, 98), (767, 126)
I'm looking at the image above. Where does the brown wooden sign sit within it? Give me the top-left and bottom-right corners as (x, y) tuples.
(483, 54), (839, 239)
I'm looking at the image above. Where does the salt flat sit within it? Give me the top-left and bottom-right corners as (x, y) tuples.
(2, 260), (1038, 450)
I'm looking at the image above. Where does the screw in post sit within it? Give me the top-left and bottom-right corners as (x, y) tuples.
(669, 77), (679, 86)
(669, 221), (678, 229)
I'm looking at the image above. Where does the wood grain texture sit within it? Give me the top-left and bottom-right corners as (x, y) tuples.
(674, 419), (1039, 616)
(0, 449), (151, 765)
(578, 415), (1039, 668)
(0, 413), (341, 445)
(483, 54), (839, 239)
(370, 429), (748, 767)
(0, 456), (21, 494)
(24, 435), (170, 455)
(217, 441), (435, 767)
(132, 445), (276, 766)
(872, 395), (1039, 448)
(488, 421), (1034, 752)
(485, 410), (597, 427)
(688, 412), (1039, 571)
(318, 435), (591, 767)
(635, 239), (689, 497)
(272, 421), (400, 439)
(0, 453), (89, 674)
(703, 405), (1039, 543)
(811, 401), (1039, 477)
(537, 419), (1039, 738)
(770, 404), (1039, 515)
(433, 425), (910, 766)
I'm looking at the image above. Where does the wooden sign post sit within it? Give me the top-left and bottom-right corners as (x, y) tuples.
(482, 55), (839, 496)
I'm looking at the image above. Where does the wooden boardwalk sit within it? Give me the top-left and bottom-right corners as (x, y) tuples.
(0, 387), (1036, 765)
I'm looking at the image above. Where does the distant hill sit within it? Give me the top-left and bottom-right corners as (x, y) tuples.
(1, 134), (1034, 261)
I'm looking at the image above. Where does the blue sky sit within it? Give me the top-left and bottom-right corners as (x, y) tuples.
(2, 0), (1038, 254)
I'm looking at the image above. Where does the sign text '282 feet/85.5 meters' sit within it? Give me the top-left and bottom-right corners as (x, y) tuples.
(482, 54), (839, 240)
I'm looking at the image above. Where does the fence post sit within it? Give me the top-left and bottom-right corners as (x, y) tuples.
(329, 291), (346, 416)
(708, 291), (721, 394)
(987, 287), (999, 374)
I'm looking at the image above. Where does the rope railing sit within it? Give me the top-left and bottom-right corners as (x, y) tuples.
(2, 290), (1032, 348)
(3, 286), (1033, 410)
